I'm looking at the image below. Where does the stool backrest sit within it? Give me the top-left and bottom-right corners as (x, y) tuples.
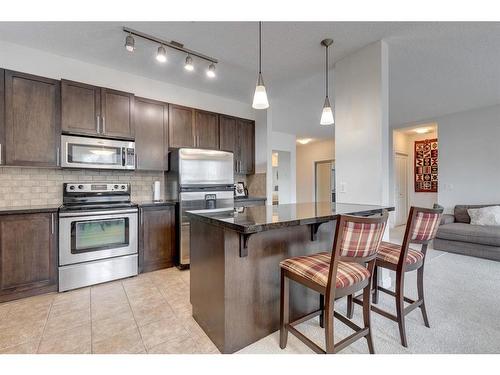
(406, 206), (443, 244)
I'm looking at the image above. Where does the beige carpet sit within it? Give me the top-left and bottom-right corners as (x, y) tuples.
(238, 226), (500, 354)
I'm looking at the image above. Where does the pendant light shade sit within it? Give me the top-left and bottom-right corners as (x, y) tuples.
(252, 22), (269, 110)
(320, 39), (334, 125)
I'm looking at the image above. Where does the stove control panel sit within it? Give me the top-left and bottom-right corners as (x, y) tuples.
(64, 183), (130, 193)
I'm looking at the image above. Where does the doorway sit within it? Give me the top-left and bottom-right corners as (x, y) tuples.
(315, 160), (335, 202)
(272, 150), (291, 205)
(394, 153), (408, 226)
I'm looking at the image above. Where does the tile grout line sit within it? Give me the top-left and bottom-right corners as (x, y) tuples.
(35, 297), (55, 354)
(121, 280), (148, 354)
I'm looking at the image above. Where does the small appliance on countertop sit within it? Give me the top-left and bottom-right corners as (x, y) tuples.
(58, 182), (138, 292)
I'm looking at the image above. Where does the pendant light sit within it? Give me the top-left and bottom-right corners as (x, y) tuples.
(252, 22), (269, 109)
(320, 39), (334, 125)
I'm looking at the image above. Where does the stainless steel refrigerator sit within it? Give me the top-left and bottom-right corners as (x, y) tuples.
(165, 148), (234, 268)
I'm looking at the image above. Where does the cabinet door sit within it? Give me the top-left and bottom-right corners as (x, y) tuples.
(0, 69), (4, 166)
(61, 79), (101, 136)
(219, 115), (239, 172)
(101, 88), (135, 139)
(238, 119), (255, 174)
(4, 70), (61, 167)
(135, 98), (168, 171)
(194, 110), (219, 149)
(139, 206), (176, 273)
(169, 104), (194, 148)
(0, 212), (58, 302)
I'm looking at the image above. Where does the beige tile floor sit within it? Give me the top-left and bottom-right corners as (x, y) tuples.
(0, 268), (219, 354)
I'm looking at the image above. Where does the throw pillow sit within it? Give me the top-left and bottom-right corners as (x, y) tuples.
(467, 206), (500, 226)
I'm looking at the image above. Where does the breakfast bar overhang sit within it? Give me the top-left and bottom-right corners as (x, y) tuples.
(187, 202), (394, 353)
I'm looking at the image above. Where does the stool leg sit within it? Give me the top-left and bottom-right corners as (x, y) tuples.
(319, 294), (325, 328)
(372, 265), (380, 304)
(280, 269), (289, 349)
(417, 265), (430, 328)
(395, 272), (408, 347)
(362, 283), (375, 354)
(325, 302), (335, 354)
(346, 294), (354, 319)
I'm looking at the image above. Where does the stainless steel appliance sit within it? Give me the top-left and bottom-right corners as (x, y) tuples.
(58, 182), (138, 291)
(166, 148), (234, 268)
(61, 135), (136, 170)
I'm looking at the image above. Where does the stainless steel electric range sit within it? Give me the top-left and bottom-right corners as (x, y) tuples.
(58, 182), (138, 292)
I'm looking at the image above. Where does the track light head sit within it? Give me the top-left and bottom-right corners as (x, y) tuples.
(125, 33), (135, 52)
(156, 45), (167, 63)
(185, 55), (194, 71)
(207, 63), (216, 78)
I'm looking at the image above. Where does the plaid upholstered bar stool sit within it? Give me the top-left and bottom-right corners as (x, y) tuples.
(347, 206), (442, 347)
(279, 212), (388, 354)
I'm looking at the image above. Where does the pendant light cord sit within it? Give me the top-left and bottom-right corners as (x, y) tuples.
(325, 43), (329, 99)
(259, 21), (262, 74)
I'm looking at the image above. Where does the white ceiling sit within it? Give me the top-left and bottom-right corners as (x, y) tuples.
(0, 22), (498, 139)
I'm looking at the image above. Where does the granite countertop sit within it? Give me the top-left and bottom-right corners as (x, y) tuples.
(187, 202), (394, 234)
(134, 199), (177, 208)
(234, 196), (267, 201)
(0, 205), (61, 215)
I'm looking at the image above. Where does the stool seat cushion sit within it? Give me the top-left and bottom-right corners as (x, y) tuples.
(377, 241), (424, 265)
(280, 252), (370, 289)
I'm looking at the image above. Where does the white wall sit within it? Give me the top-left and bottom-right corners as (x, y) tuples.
(437, 104), (500, 213)
(0, 40), (254, 120)
(334, 41), (390, 206)
(296, 139), (335, 203)
(271, 131), (297, 203)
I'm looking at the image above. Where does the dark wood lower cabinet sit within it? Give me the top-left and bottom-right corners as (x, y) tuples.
(0, 211), (58, 303)
(139, 205), (176, 273)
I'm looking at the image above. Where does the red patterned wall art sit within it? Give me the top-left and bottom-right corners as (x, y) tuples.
(414, 138), (438, 193)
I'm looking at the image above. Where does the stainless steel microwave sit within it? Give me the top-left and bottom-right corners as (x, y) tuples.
(61, 135), (136, 170)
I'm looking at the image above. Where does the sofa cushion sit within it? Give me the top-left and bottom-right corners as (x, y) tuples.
(468, 206), (500, 226)
(436, 223), (500, 247)
(455, 204), (500, 223)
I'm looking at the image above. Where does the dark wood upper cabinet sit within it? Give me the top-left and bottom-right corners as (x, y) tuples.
(194, 110), (219, 149)
(61, 80), (134, 139)
(0, 212), (58, 303)
(139, 205), (176, 273)
(135, 97), (168, 171)
(168, 104), (195, 148)
(101, 88), (135, 139)
(61, 79), (100, 136)
(0, 69), (4, 166)
(219, 115), (255, 174)
(238, 119), (255, 174)
(4, 70), (61, 167)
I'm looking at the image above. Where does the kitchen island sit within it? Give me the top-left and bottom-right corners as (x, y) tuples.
(187, 202), (394, 353)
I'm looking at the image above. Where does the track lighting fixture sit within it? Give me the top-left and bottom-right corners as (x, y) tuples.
(185, 55), (194, 71)
(156, 45), (167, 63)
(125, 33), (135, 52)
(207, 63), (216, 78)
(123, 27), (218, 80)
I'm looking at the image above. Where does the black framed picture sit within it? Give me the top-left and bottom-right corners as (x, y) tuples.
(234, 182), (247, 197)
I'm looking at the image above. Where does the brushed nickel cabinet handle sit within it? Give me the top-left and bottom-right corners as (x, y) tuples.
(102, 116), (106, 134)
(51, 213), (55, 235)
(96, 115), (100, 133)
(56, 147), (60, 166)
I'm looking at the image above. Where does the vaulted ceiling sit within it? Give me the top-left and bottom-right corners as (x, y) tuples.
(0, 21), (498, 138)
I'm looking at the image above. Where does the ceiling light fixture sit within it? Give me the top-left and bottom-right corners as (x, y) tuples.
(320, 39), (334, 126)
(122, 27), (218, 79)
(297, 138), (313, 145)
(125, 33), (135, 52)
(156, 45), (167, 63)
(207, 63), (216, 78)
(184, 55), (194, 71)
(414, 128), (429, 134)
(252, 22), (269, 110)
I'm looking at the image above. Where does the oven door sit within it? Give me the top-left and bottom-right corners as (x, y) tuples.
(59, 208), (138, 266)
(61, 135), (135, 170)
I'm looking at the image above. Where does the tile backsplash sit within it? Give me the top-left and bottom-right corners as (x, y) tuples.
(0, 167), (165, 207)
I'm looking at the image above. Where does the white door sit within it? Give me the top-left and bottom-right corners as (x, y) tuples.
(394, 154), (408, 226)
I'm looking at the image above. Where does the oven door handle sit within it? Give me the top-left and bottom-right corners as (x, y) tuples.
(122, 147), (126, 167)
(59, 208), (138, 218)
